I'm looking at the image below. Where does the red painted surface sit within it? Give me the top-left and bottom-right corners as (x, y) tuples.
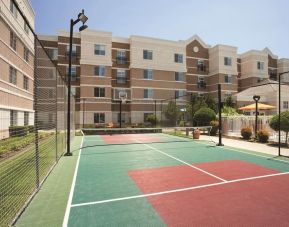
(101, 134), (161, 144)
(129, 160), (289, 226)
(194, 160), (279, 180)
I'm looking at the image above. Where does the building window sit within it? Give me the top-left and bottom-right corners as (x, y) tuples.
(24, 22), (29, 34)
(47, 48), (58, 60)
(71, 87), (76, 96)
(9, 66), (17, 85)
(174, 54), (183, 63)
(10, 110), (17, 126)
(175, 72), (184, 81)
(117, 69), (126, 84)
(94, 66), (106, 76)
(67, 66), (77, 81)
(144, 69), (153, 80)
(24, 112), (29, 126)
(224, 57), (232, 66)
(10, 31), (17, 51)
(144, 89), (153, 99)
(116, 50), (126, 64)
(95, 44), (106, 55)
(23, 75), (29, 90)
(283, 101), (288, 109)
(94, 87), (105, 97)
(197, 59), (206, 71)
(10, 0), (18, 18)
(224, 74), (232, 84)
(257, 61), (264, 70)
(197, 76), (206, 88)
(175, 90), (185, 99)
(66, 44), (77, 57)
(94, 113), (105, 123)
(143, 50), (153, 60)
(48, 89), (54, 98)
(24, 47), (29, 62)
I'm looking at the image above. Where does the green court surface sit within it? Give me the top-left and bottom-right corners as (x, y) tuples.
(18, 133), (289, 226)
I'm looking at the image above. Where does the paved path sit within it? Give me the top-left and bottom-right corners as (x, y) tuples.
(200, 135), (289, 157)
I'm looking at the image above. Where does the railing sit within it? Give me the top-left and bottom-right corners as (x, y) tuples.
(197, 65), (206, 72)
(197, 81), (206, 88)
(116, 57), (127, 64)
(65, 51), (80, 60)
(116, 77), (127, 84)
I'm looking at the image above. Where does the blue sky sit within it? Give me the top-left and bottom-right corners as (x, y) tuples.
(30, 0), (289, 58)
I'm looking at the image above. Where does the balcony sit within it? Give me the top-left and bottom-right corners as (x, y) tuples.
(116, 77), (127, 84)
(197, 65), (207, 72)
(197, 81), (206, 89)
(116, 57), (127, 65)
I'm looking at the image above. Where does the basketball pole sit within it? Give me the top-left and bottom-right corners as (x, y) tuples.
(217, 84), (224, 146)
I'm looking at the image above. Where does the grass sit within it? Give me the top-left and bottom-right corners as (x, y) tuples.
(0, 133), (65, 227)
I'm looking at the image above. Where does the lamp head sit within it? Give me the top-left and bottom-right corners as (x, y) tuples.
(78, 9), (88, 24)
(253, 95), (260, 102)
(79, 24), (88, 32)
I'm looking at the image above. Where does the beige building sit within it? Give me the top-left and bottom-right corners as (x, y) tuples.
(0, 0), (35, 138)
(38, 29), (289, 127)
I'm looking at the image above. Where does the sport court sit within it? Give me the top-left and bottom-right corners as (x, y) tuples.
(63, 132), (289, 226)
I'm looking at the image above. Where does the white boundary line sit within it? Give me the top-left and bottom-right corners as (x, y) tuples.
(71, 171), (289, 208)
(62, 137), (84, 227)
(134, 139), (227, 182)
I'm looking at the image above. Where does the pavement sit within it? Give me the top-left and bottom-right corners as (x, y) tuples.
(199, 135), (289, 157)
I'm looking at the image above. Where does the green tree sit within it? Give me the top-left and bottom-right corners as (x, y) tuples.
(224, 96), (235, 108)
(193, 107), (216, 126)
(164, 101), (180, 126)
(203, 94), (217, 113)
(146, 114), (159, 126)
(221, 106), (239, 116)
(269, 111), (289, 144)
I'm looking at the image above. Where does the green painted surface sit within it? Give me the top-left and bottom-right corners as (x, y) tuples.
(16, 136), (82, 227)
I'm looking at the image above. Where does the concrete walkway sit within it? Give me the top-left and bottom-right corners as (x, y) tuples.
(200, 135), (289, 157)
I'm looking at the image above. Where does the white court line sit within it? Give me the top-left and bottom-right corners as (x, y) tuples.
(134, 139), (227, 182)
(71, 171), (289, 208)
(62, 137), (84, 227)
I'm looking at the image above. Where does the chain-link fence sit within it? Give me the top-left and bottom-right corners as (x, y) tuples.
(0, 1), (75, 225)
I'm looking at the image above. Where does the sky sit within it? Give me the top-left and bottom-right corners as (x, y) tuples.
(30, 0), (289, 58)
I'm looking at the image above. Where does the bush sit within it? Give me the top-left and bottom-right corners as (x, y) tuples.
(28, 125), (35, 133)
(9, 126), (28, 137)
(193, 108), (216, 126)
(241, 127), (252, 140)
(257, 130), (270, 143)
(210, 120), (219, 136)
(146, 114), (158, 126)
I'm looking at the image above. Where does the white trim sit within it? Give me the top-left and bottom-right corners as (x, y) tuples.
(131, 86), (186, 91)
(0, 104), (34, 112)
(111, 48), (130, 51)
(133, 78), (186, 84)
(186, 56), (209, 61)
(0, 78), (33, 95)
(58, 42), (81, 46)
(62, 137), (84, 227)
(0, 86), (33, 101)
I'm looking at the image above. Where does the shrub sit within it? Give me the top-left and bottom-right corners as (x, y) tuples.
(9, 126), (28, 137)
(269, 111), (289, 144)
(210, 120), (219, 136)
(257, 130), (270, 143)
(28, 125), (35, 133)
(193, 108), (216, 126)
(241, 127), (252, 140)
(146, 114), (159, 126)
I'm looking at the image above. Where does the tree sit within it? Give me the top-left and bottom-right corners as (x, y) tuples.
(164, 101), (180, 126)
(193, 107), (216, 126)
(203, 94), (217, 113)
(221, 106), (239, 116)
(269, 111), (289, 144)
(146, 114), (158, 126)
(224, 96), (235, 108)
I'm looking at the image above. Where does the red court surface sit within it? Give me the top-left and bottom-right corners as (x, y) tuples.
(129, 160), (289, 226)
(101, 134), (161, 144)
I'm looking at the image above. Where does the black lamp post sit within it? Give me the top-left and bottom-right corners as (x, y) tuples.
(65, 10), (88, 156)
(253, 95), (260, 140)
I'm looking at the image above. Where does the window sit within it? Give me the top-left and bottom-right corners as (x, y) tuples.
(24, 47), (29, 62)
(48, 68), (56, 79)
(24, 112), (29, 126)
(116, 50), (126, 64)
(10, 31), (17, 51)
(198, 76), (206, 88)
(10, 0), (17, 18)
(9, 66), (17, 85)
(174, 54), (183, 63)
(283, 101), (288, 109)
(224, 74), (232, 84)
(66, 44), (77, 55)
(95, 44), (106, 55)
(143, 50), (153, 60)
(175, 90), (185, 99)
(224, 57), (232, 66)
(197, 59), (206, 71)
(144, 89), (153, 99)
(144, 69), (153, 80)
(117, 69), (126, 84)
(66, 66), (77, 81)
(47, 49), (58, 60)
(23, 75), (29, 90)
(24, 22), (29, 34)
(10, 110), (17, 126)
(71, 87), (76, 96)
(94, 87), (105, 97)
(94, 113), (105, 123)
(175, 72), (184, 81)
(94, 66), (106, 76)
(257, 61), (264, 70)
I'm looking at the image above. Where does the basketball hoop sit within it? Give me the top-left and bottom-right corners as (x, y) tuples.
(119, 90), (127, 104)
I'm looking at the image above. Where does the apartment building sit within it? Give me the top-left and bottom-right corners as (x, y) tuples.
(0, 0), (35, 138)
(38, 29), (289, 126)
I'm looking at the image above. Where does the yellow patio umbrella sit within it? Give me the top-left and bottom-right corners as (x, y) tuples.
(238, 103), (275, 111)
